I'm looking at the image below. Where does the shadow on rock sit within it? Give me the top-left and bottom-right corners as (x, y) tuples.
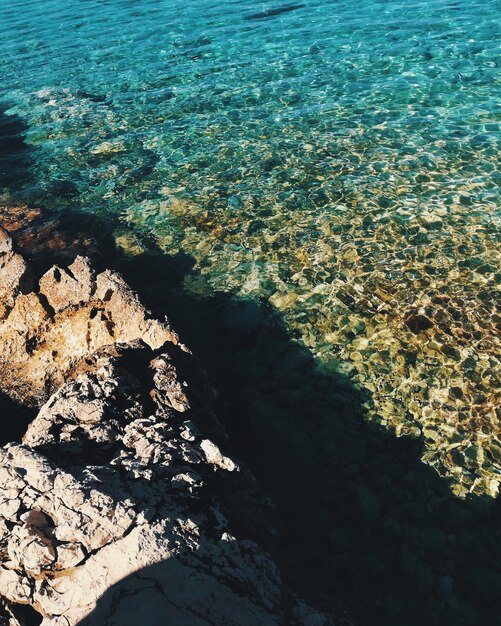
(3, 337), (319, 624)
(110, 248), (501, 626)
(0, 393), (36, 445)
(2, 208), (501, 626)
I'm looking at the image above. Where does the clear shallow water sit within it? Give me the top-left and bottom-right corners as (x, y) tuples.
(0, 0), (500, 492)
(0, 1), (501, 623)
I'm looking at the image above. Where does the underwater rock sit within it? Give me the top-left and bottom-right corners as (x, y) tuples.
(0, 230), (330, 626)
(244, 4), (305, 20)
(0, 200), (101, 260)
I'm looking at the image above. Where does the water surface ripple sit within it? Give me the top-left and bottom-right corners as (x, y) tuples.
(0, 0), (499, 492)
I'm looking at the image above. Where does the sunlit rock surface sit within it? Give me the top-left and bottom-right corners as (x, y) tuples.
(0, 230), (329, 626)
(0, 224), (179, 406)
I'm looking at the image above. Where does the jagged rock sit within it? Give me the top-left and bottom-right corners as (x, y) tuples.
(0, 231), (331, 626)
(0, 232), (181, 407)
(38, 257), (94, 312)
(0, 227), (26, 320)
(200, 438), (238, 472)
(7, 525), (56, 576)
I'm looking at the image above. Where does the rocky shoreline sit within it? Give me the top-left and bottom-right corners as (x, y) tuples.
(0, 225), (331, 625)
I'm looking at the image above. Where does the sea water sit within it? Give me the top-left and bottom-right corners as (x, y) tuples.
(1, 0), (499, 494)
(0, 1), (500, 620)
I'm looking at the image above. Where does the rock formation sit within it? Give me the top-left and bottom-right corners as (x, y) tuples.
(0, 222), (180, 407)
(0, 227), (329, 625)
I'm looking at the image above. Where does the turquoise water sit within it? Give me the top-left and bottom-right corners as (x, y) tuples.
(0, 0), (500, 623)
(1, 0), (499, 496)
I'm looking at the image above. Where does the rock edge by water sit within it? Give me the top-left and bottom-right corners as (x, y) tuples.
(0, 226), (330, 626)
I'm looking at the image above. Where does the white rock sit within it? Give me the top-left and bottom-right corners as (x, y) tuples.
(0, 231), (329, 625)
(200, 439), (238, 472)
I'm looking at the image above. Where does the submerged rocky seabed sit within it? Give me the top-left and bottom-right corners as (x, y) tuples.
(6, 80), (500, 497)
(0, 0), (499, 622)
(125, 166), (500, 498)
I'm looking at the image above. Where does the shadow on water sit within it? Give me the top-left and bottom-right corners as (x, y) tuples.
(105, 245), (501, 626)
(0, 106), (33, 191)
(0, 79), (497, 624)
(0, 199), (500, 624)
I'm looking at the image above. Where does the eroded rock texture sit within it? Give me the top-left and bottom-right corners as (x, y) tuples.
(0, 229), (328, 626)
(0, 225), (179, 406)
